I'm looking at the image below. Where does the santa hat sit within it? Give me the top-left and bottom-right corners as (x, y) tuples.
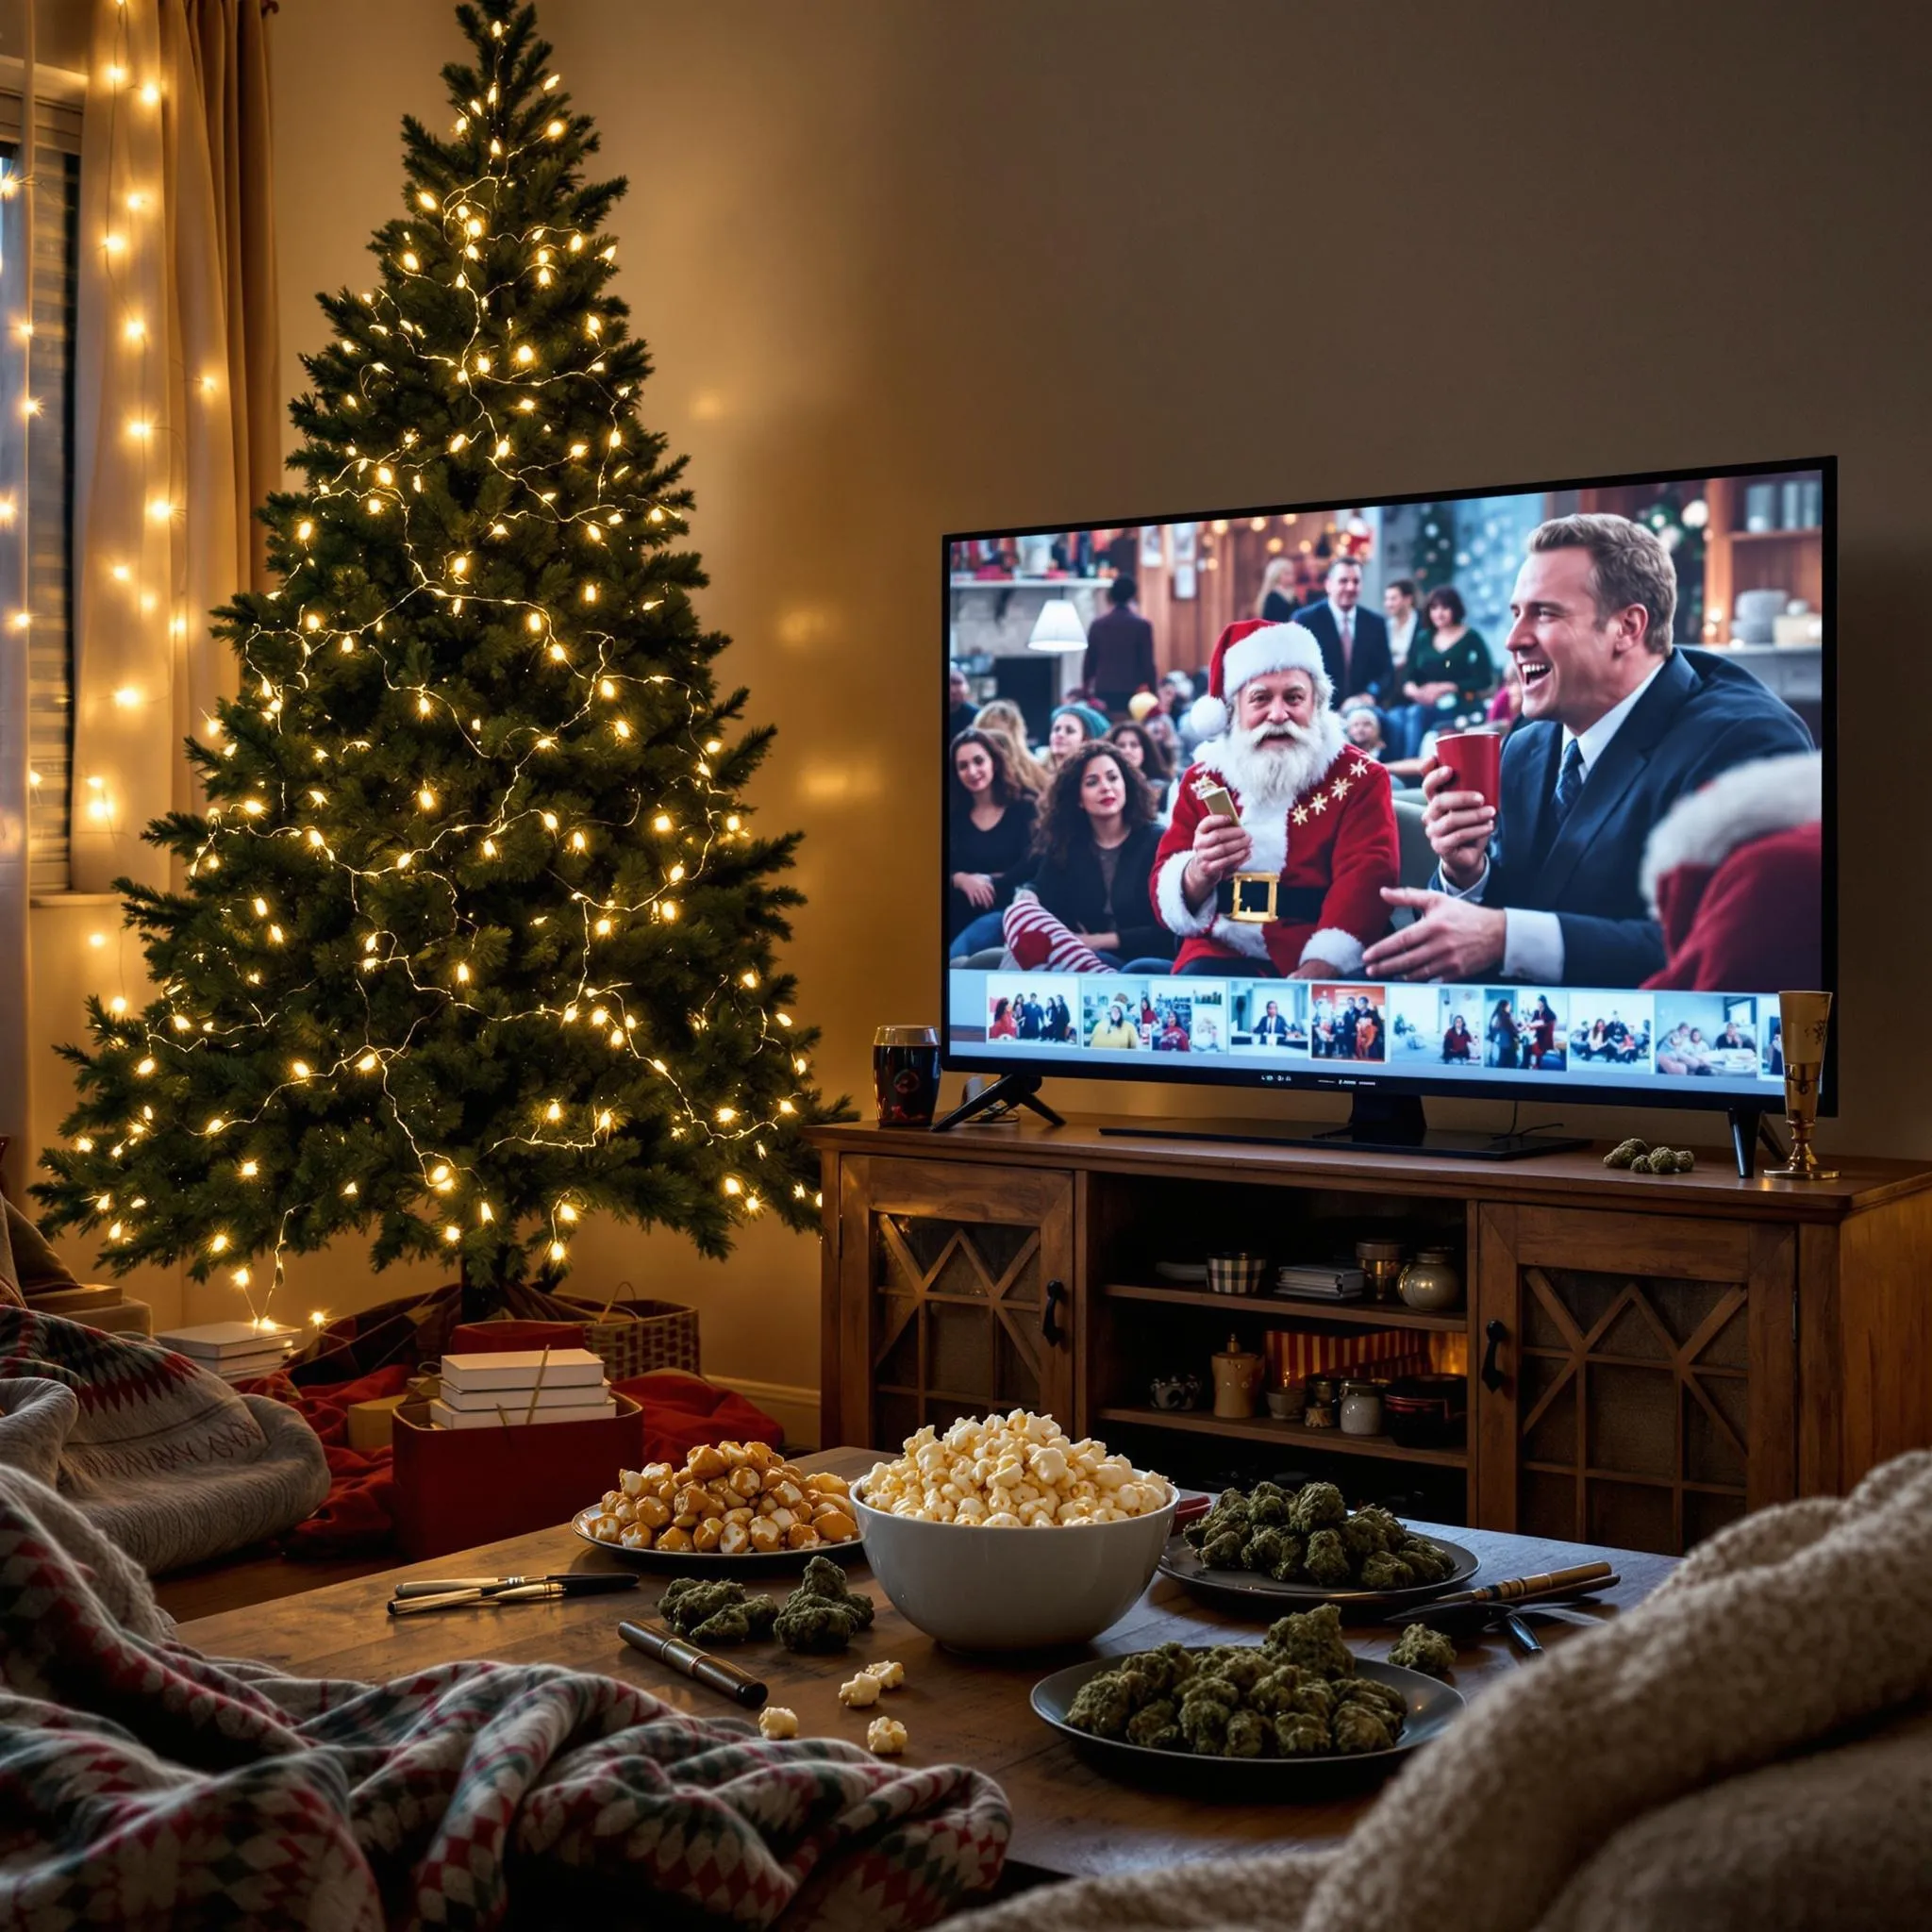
(1187, 618), (1330, 741)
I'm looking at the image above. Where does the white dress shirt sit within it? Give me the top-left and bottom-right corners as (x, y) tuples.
(1438, 659), (1665, 985)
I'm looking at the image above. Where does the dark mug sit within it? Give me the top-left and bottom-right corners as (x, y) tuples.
(874, 1026), (941, 1125)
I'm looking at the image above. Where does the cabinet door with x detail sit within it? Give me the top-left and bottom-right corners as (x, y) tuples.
(1474, 1203), (1797, 1555)
(824, 1157), (1075, 1453)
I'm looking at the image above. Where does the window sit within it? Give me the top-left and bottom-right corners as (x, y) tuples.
(1, 86), (82, 892)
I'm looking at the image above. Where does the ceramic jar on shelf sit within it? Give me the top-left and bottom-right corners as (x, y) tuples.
(1211, 1335), (1263, 1418)
(1398, 1247), (1463, 1313)
(1339, 1379), (1386, 1437)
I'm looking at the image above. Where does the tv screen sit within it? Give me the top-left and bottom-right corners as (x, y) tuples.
(942, 459), (1832, 1113)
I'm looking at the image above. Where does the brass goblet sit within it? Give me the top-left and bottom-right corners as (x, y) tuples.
(1765, 991), (1837, 1182)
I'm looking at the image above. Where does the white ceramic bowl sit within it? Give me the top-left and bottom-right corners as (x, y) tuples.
(850, 1479), (1176, 1651)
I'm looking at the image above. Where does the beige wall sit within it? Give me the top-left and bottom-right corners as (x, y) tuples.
(26, 1), (1930, 1393)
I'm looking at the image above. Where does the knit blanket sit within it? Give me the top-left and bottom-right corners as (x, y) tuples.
(960, 1451), (1932, 1932)
(0, 1309), (330, 1574)
(0, 1464), (1009, 1930)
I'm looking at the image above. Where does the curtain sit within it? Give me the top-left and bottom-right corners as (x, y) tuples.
(69, 0), (279, 897)
(0, 13), (39, 1198)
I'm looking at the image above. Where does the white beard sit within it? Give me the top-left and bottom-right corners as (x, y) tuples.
(1211, 708), (1346, 809)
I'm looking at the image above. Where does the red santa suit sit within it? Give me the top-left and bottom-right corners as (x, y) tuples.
(1640, 750), (1823, 992)
(1149, 617), (1402, 977)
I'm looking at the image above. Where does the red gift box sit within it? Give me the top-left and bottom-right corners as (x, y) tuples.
(390, 1391), (644, 1558)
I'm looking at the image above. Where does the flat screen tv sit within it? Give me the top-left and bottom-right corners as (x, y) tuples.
(941, 458), (1833, 1161)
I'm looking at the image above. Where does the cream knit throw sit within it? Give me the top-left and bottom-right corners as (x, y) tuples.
(961, 1452), (1932, 1932)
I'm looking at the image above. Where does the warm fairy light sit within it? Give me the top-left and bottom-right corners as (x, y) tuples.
(291, 1060), (312, 1079)
(723, 1177), (742, 1196)
(549, 1241), (567, 1261)
(545, 118), (566, 138)
(241, 1160), (259, 1177)
(417, 190), (438, 209)
(455, 963), (472, 983)
(418, 787), (438, 811)
(402, 251), (420, 272)
(716, 1106), (737, 1123)
(544, 1100), (563, 1122)
(443, 1224), (461, 1242)
(209, 1232), (230, 1254)
(135, 1058), (156, 1075)
(558, 1203), (579, 1224)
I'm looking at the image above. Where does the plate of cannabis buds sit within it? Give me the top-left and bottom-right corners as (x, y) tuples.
(1159, 1479), (1477, 1615)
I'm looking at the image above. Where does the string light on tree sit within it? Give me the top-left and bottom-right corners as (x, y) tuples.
(34, 0), (843, 1326)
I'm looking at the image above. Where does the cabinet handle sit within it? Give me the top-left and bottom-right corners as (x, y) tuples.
(1480, 1318), (1507, 1392)
(1041, 1278), (1065, 1347)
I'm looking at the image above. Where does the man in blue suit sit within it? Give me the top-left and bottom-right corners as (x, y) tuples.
(1295, 558), (1394, 708)
(1361, 513), (1812, 988)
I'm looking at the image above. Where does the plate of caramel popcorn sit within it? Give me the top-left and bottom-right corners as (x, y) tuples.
(575, 1440), (862, 1569)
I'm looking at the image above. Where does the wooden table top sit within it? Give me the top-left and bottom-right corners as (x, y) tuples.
(180, 1448), (1677, 1883)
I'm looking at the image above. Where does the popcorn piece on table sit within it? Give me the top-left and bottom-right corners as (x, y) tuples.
(757, 1706), (799, 1740)
(838, 1671), (881, 1708)
(866, 1715), (908, 1756)
(858, 1411), (1170, 1529)
(862, 1658), (905, 1690)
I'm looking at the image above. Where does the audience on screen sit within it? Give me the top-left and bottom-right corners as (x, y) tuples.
(1257, 557), (1299, 624)
(1084, 575), (1158, 718)
(1386, 584), (1495, 757)
(971, 699), (1053, 800)
(1046, 702), (1112, 768)
(1108, 719), (1176, 818)
(1295, 558), (1394, 709)
(998, 742), (1175, 974)
(947, 727), (1040, 951)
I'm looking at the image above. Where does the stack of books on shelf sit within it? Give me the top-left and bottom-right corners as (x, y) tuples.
(1274, 1264), (1367, 1303)
(430, 1348), (615, 1428)
(155, 1320), (299, 1384)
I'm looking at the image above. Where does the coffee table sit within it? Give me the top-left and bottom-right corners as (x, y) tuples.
(179, 1446), (1676, 1884)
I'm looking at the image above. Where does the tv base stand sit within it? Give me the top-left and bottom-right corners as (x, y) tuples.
(931, 1072), (1066, 1133)
(1728, 1106), (1789, 1180)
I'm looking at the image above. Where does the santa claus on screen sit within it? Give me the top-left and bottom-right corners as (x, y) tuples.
(1151, 617), (1401, 977)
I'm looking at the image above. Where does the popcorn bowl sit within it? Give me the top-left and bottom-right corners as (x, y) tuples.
(850, 1477), (1176, 1652)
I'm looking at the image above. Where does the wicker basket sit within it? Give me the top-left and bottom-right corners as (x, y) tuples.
(556, 1292), (700, 1382)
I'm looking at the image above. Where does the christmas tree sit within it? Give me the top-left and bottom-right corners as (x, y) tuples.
(35, 0), (842, 1319)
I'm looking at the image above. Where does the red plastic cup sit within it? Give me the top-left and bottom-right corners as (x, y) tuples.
(1431, 729), (1502, 811)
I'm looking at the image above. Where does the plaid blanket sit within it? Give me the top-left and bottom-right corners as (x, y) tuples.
(0, 1465), (1010, 1928)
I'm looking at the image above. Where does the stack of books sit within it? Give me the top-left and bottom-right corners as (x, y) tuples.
(430, 1348), (615, 1429)
(1274, 1265), (1368, 1303)
(156, 1320), (299, 1383)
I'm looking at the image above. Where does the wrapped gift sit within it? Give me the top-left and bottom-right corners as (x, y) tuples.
(391, 1391), (644, 1558)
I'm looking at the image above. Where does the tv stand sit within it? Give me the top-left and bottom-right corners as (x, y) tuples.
(1728, 1106), (1789, 1180)
(1101, 1088), (1588, 1161)
(931, 1072), (1066, 1133)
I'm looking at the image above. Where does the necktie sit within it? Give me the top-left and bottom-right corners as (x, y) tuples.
(1553, 740), (1586, 825)
(1338, 608), (1353, 685)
